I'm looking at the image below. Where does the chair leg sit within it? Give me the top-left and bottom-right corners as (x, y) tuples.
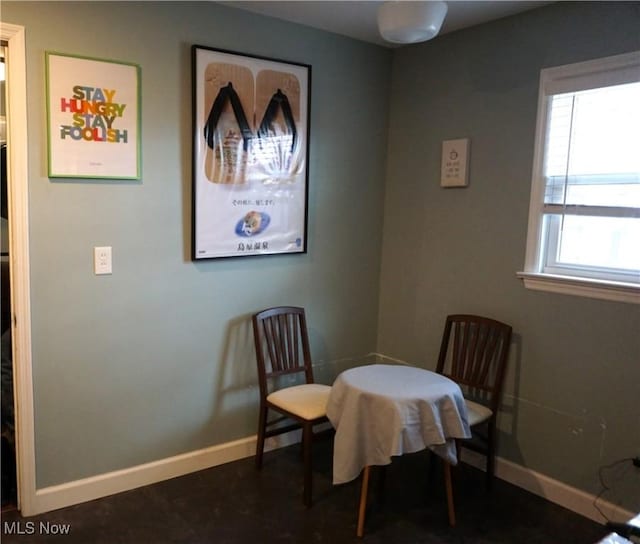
(357, 465), (371, 538)
(255, 404), (268, 469)
(427, 449), (438, 489)
(377, 464), (387, 504)
(302, 423), (313, 508)
(444, 461), (456, 527)
(486, 420), (496, 490)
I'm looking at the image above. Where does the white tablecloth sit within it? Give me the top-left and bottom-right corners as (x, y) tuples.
(326, 364), (471, 484)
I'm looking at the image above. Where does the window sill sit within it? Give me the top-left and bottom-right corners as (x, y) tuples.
(517, 272), (640, 304)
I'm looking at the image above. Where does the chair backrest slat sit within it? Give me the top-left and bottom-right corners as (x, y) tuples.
(274, 314), (287, 371)
(470, 323), (490, 383)
(253, 306), (314, 398)
(477, 326), (500, 385)
(436, 314), (512, 413)
(263, 316), (279, 371)
(451, 321), (462, 377)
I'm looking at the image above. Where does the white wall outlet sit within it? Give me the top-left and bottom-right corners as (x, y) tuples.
(94, 246), (112, 275)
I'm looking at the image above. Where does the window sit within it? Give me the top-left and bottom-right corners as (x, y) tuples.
(520, 51), (640, 303)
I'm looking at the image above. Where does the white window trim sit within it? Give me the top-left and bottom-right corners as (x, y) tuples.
(517, 272), (640, 304)
(519, 50), (640, 304)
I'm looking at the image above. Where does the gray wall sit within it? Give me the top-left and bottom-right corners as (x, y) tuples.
(4, 0), (640, 514)
(378, 2), (640, 512)
(3, 1), (391, 488)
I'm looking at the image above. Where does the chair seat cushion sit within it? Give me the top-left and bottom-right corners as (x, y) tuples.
(267, 384), (331, 420)
(465, 399), (493, 426)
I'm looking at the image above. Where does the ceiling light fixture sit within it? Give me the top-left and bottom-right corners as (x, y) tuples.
(377, 1), (448, 44)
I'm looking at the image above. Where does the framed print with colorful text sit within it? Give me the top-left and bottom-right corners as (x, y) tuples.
(46, 52), (141, 179)
(192, 45), (310, 260)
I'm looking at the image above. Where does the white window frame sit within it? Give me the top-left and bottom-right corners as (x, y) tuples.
(519, 51), (640, 304)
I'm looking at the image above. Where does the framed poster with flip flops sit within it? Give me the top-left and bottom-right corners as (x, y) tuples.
(192, 45), (310, 260)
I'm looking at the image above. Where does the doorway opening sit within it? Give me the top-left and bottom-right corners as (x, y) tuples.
(0, 22), (36, 516)
(0, 41), (17, 512)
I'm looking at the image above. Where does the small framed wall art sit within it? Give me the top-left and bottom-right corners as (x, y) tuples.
(192, 45), (310, 260)
(440, 138), (470, 187)
(45, 52), (141, 179)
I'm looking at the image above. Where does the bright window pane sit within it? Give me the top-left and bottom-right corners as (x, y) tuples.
(544, 82), (640, 207)
(565, 177), (640, 207)
(557, 215), (640, 271)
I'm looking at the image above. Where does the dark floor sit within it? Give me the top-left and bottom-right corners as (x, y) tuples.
(1, 437), (609, 543)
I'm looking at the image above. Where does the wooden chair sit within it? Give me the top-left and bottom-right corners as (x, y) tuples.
(435, 314), (512, 489)
(252, 306), (331, 507)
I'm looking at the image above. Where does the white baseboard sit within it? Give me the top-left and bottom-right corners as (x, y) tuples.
(460, 449), (633, 525)
(31, 431), (302, 516)
(31, 428), (632, 526)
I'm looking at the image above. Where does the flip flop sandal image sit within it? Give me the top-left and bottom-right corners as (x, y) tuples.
(253, 70), (303, 184)
(202, 63), (255, 184)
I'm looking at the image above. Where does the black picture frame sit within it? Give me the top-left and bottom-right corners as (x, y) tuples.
(192, 45), (310, 260)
